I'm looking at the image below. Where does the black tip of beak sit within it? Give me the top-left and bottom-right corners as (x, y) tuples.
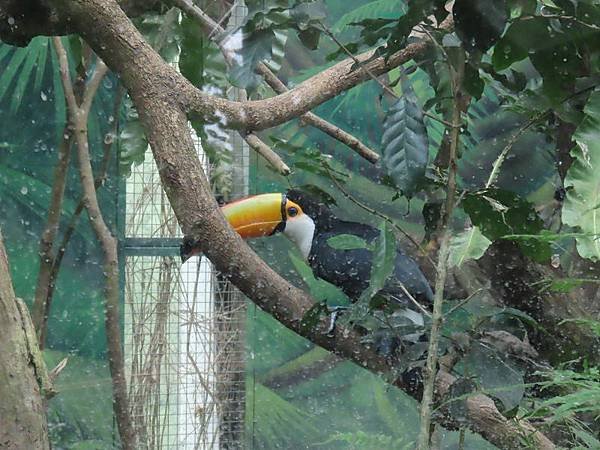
(180, 236), (197, 263)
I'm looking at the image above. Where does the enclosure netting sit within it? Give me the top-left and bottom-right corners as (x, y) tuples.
(123, 130), (249, 449)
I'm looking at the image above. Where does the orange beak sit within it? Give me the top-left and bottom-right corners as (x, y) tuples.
(221, 193), (286, 238)
(180, 193), (287, 262)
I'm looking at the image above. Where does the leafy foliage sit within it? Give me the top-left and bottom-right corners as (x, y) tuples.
(453, 0), (508, 52)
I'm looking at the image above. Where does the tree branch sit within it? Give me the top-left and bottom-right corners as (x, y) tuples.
(32, 123), (73, 347)
(51, 36), (136, 449)
(169, 0), (380, 163)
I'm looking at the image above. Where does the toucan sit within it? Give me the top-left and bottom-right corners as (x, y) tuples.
(180, 189), (433, 312)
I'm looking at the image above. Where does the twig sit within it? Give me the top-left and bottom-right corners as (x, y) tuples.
(46, 87), (124, 311)
(443, 287), (486, 318)
(396, 283), (432, 317)
(515, 14), (600, 31)
(81, 59), (109, 116)
(244, 133), (290, 175)
(31, 123), (73, 347)
(169, 0), (380, 164)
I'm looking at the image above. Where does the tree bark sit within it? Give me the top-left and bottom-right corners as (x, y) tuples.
(0, 229), (50, 450)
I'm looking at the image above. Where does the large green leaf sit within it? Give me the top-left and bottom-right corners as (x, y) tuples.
(463, 188), (551, 261)
(357, 221), (397, 307)
(453, 0), (508, 52)
(448, 226), (492, 268)
(381, 81), (429, 198)
(563, 89), (600, 261)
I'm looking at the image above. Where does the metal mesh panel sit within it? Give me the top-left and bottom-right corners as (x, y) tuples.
(123, 133), (248, 448)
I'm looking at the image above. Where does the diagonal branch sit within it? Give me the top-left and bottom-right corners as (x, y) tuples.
(169, 0), (380, 163)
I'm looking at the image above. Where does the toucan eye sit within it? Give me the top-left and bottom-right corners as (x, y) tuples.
(288, 206), (298, 217)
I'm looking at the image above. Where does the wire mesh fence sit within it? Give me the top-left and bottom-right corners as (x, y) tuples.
(123, 133), (248, 449)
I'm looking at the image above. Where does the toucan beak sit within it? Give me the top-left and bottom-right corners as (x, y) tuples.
(180, 193), (285, 262)
(221, 193), (286, 238)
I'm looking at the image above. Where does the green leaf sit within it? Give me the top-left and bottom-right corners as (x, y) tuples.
(357, 221), (397, 305)
(463, 189), (551, 261)
(327, 234), (370, 250)
(492, 18), (547, 71)
(381, 81), (429, 198)
(228, 28), (275, 90)
(563, 89), (600, 261)
(119, 96), (148, 177)
(290, 1), (327, 31)
(300, 301), (328, 334)
(448, 226), (492, 268)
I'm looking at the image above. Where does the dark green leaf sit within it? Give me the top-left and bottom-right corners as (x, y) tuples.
(462, 189), (551, 261)
(357, 221), (397, 306)
(300, 301), (328, 334)
(297, 28), (321, 50)
(463, 63), (484, 99)
(492, 17), (548, 71)
(453, 0), (508, 51)
(381, 81), (429, 198)
(423, 201), (443, 240)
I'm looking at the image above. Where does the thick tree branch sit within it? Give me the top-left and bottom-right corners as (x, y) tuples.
(5, 0), (451, 134)
(0, 229), (50, 449)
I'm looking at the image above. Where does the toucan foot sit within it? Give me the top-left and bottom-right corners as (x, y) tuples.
(326, 306), (349, 336)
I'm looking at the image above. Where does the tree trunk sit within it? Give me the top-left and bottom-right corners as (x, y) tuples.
(0, 229), (50, 449)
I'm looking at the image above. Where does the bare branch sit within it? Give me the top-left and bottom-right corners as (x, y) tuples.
(243, 133), (291, 175)
(52, 37), (78, 115)
(32, 124), (73, 347)
(81, 59), (109, 117)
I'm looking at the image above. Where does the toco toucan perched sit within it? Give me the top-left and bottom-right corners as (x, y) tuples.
(180, 189), (433, 313)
